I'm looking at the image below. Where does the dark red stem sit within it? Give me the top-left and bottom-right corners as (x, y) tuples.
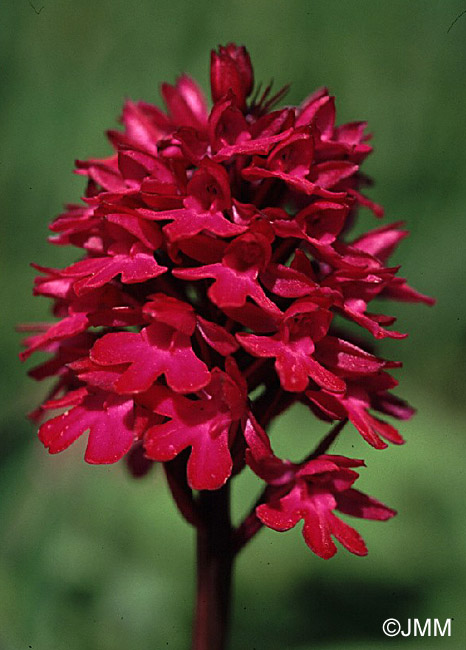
(164, 456), (201, 527)
(192, 484), (234, 650)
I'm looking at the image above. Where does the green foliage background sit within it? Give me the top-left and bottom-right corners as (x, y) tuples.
(1, 1), (465, 648)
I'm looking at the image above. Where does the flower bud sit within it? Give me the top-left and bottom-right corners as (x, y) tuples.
(210, 43), (254, 110)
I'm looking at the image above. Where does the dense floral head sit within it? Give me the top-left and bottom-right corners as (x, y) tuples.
(21, 43), (433, 559)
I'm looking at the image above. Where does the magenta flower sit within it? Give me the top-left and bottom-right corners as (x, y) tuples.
(21, 43), (433, 650)
(255, 454), (396, 560)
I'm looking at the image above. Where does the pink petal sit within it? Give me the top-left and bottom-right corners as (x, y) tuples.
(197, 316), (239, 355)
(39, 392), (134, 464)
(327, 511), (367, 556)
(336, 488), (396, 521)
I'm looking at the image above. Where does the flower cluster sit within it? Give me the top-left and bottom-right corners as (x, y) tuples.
(22, 44), (433, 558)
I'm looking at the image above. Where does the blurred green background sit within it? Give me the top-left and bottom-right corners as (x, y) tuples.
(1, 1), (466, 648)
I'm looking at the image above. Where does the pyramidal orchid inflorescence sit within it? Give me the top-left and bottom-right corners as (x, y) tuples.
(21, 43), (433, 562)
